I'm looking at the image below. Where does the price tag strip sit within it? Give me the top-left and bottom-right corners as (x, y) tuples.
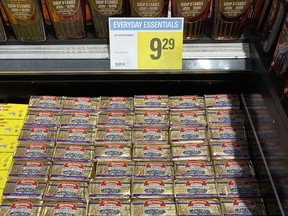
(109, 18), (184, 70)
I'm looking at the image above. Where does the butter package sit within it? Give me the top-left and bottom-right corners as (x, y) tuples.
(132, 179), (173, 198)
(99, 96), (134, 111)
(24, 111), (61, 127)
(214, 160), (255, 178)
(43, 202), (87, 216)
(134, 95), (169, 110)
(63, 97), (99, 112)
(53, 145), (94, 162)
(210, 141), (250, 160)
(174, 161), (215, 179)
(56, 128), (95, 145)
(9, 161), (51, 180)
(132, 199), (176, 216)
(0, 119), (24, 136)
(89, 178), (130, 199)
(18, 126), (57, 143)
(135, 161), (174, 179)
(88, 199), (131, 216)
(134, 110), (169, 128)
(50, 162), (93, 181)
(207, 109), (244, 125)
(170, 111), (207, 127)
(217, 178), (261, 198)
(132, 127), (168, 145)
(0, 152), (13, 170)
(60, 111), (97, 128)
(3, 179), (46, 200)
(96, 161), (135, 178)
(170, 127), (207, 144)
(0, 135), (19, 153)
(205, 94), (240, 109)
(174, 179), (218, 198)
(209, 126), (247, 141)
(172, 143), (210, 161)
(176, 198), (222, 216)
(94, 144), (131, 161)
(133, 144), (171, 161)
(0, 189), (2, 204)
(97, 111), (134, 128)
(95, 128), (132, 145)
(169, 95), (205, 111)
(221, 198), (266, 215)
(0, 200), (43, 216)
(0, 170), (9, 189)
(0, 104), (28, 120)
(43, 181), (88, 202)
(14, 143), (54, 161)
(28, 95), (64, 111)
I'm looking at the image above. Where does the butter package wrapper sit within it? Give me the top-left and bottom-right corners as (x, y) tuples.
(18, 126), (57, 144)
(53, 145), (94, 162)
(221, 198), (266, 215)
(205, 94), (240, 109)
(132, 127), (168, 145)
(210, 141), (250, 160)
(0, 135), (19, 153)
(132, 199), (176, 216)
(43, 202), (87, 216)
(9, 161), (51, 180)
(60, 111), (97, 128)
(14, 143), (54, 161)
(0, 119), (24, 136)
(29, 95), (64, 111)
(43, 181), (88, 202)
(169, 95), (205, 111)
(134, 95), (169, 110)
(63, 97), (99, 112)
(207, 109), (244, 125)
(97, 111), (134, 128)
(96, 161), (135, 178)
(174, 179), (217, 198)
(135, 161), (174, 179)
(176, 198), (222, 216)
(0, 170), (8, 189)
(0, 152), (13, 170)
(170, 127), (207, 144)
(172, 143), (210, 161)
(95, 128), (132, 145)
(99, 96), (134, 111)
(24, 111), (61, 127)
(175, 161), (215, 179)
(132, 179), (173, 198)
(88, 199), (131, 216)
(0, 103), (28, 119)
(133, 144), (171, 161)
(50, 162), (93, 181)
(56, 128), (95, 145)
(217, 178), (261, 198)
(209, 126), (247, 141)
(3, 179), (46, 200)
(89, 178), (130, 199)
(94, 144), (131, 161)
(0, 200), (43, 216)
(134, 110), (169, 128)
(170, 111), (207, 127)
(214, 160), (255, 178)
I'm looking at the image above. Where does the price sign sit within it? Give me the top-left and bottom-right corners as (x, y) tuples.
(109, 18), (184, 70)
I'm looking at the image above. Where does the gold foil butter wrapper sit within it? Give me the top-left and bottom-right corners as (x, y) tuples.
(0, 200), (43, 216)
(95, 128), (132, 145)
(135, 161), (174, 179)
(175, 161), (215, 179)
(89, 178), (130, 199)
(50, 162), (93, 181)
(174, 179), (217, 198)
(97, 111), (134, 128)
(134, 110), (169, 128)
(14, 143), (54, 161)
(169, 95), (205, 111)
(132, 199), (176, 216)
(133, 144), (171, 161)
(88, 199), (131, 216)
(99, 96), (134, 111)
(28, 95), (64, 111)
(53, 145), (94, 162)
(56, 128), (95, 145)
(214, 160), (255, 178)
(207, 109), (244, 125)
(3, 179), (47, 200)
(132, 127), (168, 145)
(204, 94), (240, 109)
(172, 143), (210, 161)
(176, 198), (222, 216)
(134, 95), (169, 110)
(62, 97), (99, 112)
(170, 127), (207, 144)
(18, 126), (57, 144)
(170, 110), (207, 127)
(221, 198), (266, 215)
(24, 111), (61, 127)
(209, 126), (247, 141)
(43, 181), (88, 203)
(43, 202), (87, 216)
(60, 111), (97, 128)
(96, 161), (135, 178)
(132, 179), (173, 198)
(94, 144), (131, 161)
(210, 141), (250, 160)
